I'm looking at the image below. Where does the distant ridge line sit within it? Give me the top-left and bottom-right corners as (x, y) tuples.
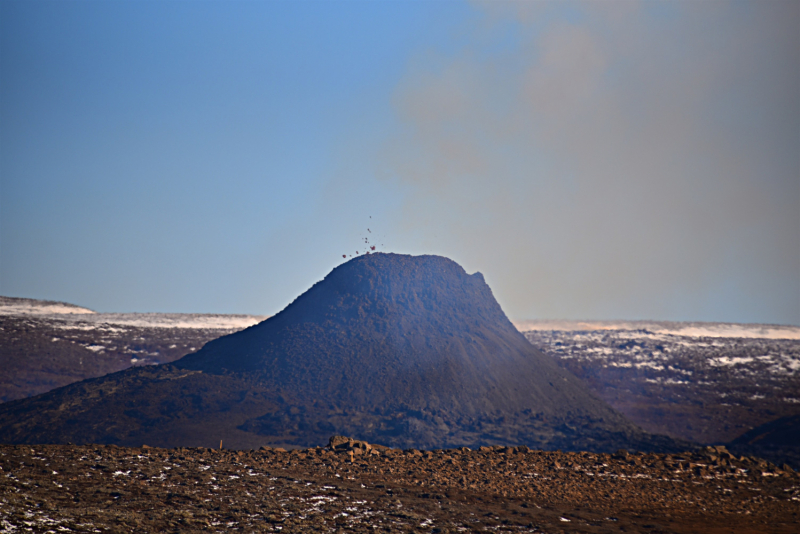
(512, 319), (800, 340)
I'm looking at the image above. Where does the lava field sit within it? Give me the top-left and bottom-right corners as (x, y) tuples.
(0, 299), (265, 403)
(523, 326), (800, 447)
(1, 439), (798, 533)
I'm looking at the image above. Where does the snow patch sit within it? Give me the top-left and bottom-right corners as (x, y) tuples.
(0, 297), (95, 316)
(513, 319), (800, 340)
(54, 313), (267, 330)
(1, 296), (266, 330)
(709, 356), (755, 366)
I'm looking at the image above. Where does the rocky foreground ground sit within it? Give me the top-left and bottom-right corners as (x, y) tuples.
(1, 438), (798, 533)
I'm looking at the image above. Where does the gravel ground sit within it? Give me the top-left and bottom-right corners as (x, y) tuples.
(1, 440), (798, 533)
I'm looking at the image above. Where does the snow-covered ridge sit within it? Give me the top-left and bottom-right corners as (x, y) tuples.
(0, 296), (266, 330)
(54, 313), (268, 330)
(0, 296), (95, 315)
(512, 319), (800, 340)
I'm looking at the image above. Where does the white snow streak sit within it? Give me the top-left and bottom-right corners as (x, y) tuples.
(1, 297), (266, 330)
(513, 320), (800, 340)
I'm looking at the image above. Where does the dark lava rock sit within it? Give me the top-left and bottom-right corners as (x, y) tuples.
(0, 296), (257, 402)
(523, 326), (800, 447)
(729, 413), (800, 470)
(0, 254), (690, 452)
(2, 441), (798, 533)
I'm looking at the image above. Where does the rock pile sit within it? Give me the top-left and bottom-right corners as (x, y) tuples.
(327, 435), (389, 459)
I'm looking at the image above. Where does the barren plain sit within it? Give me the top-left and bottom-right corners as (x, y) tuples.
(1, 438), (798, 533)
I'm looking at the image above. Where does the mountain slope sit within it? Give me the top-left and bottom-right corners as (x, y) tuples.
(179, 254), (615, 421)
(0, 254), (688, 452)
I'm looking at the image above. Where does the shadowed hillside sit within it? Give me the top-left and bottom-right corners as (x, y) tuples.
(729, 413), (800, 470)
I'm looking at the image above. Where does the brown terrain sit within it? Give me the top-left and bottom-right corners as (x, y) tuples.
(521, 325), (800, 446)
(0, 296), (264, 402)
(520, 324), (800, 468)
(1, 437), (798, 533)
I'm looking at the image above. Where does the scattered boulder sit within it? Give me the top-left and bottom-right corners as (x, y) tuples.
(327, 435), (389, 454)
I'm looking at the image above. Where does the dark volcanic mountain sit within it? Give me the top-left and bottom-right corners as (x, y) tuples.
(0, 254), (688, 452)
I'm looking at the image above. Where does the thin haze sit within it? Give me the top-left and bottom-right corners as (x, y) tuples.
(382, 1), (800, 324)
(1, 1), (798, 325)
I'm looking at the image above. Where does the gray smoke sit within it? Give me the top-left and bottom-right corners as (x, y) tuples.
(378, 0), (799, 324)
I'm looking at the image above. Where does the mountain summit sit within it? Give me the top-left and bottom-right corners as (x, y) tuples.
(179, 254), (591, 413)
(0, 254), (686, 451)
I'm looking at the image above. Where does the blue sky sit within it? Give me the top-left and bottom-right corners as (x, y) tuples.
(1, 1), (798, 325)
